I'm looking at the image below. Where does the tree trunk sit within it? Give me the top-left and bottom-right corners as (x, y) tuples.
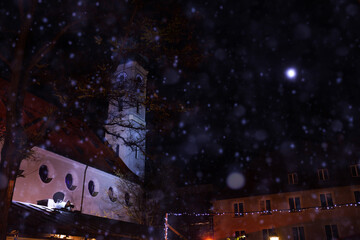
(0, 71), (27, 240)
(0, 132), (25, 240)
(0, 157), (17, 239)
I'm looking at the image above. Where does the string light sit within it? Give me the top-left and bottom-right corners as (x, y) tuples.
(164, 203), (359, 239)
(166, 202), (359, 217)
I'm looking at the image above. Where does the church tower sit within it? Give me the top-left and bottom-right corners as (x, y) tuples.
(105, 60), (147, 178)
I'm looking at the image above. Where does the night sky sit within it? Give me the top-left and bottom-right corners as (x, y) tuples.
(1, 0), (360, 190)
(151, 0), (360, 188)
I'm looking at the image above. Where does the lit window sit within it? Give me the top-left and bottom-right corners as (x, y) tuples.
(350, 164), (360, 177)
(320, 193), (334, 209)
(288, 172), (298, 184)
(88, 180), (98, 197)
(260, 200), (271, 214)
(233, 202), (244, 217)
(262, 228), (275, 240)
(354, 191), (360, 203)
(235, 230), (246, 238)
(65, 173), (76, 190)
(318, 168), (329, 181)
(108, 187), (117, 202)
(39, 165), (52, 183)
(325, 225), (339, 239)
(292, 226), (305, 240)
(289, 197), (301, 211)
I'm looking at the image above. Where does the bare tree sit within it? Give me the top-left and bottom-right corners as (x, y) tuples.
(114, 171), (160, 226)
(0, 1), (200, 238)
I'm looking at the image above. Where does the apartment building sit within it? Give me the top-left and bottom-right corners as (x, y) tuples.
(213, 161), (360, 240)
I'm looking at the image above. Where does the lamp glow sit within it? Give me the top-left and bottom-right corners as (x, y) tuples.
(270, 237), (279, 240)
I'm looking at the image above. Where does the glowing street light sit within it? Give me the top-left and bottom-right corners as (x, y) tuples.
(270, 236), (279, 240)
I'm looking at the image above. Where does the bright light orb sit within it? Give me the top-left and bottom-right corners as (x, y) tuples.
(269, 237), (279, 240)
(285, 68), (297, 80)
(226, 172), (245, 190)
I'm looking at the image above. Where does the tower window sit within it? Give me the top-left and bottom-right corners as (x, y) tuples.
(118, 98), (123, 112)
(136, 101), (140, 114)
(116, 72), (127, 82)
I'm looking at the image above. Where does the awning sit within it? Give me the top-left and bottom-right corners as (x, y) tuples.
(8, 201), (161, 239)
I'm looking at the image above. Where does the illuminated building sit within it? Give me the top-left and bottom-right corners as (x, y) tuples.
(1, 61), (158, 239)
(212, 161), (360, 239)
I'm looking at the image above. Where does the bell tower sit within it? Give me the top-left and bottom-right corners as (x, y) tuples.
(105, 60), (147, 178)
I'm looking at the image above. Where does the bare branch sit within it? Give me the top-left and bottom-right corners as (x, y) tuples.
(27, 21), (78, 71)
(115, 173), (159, 226)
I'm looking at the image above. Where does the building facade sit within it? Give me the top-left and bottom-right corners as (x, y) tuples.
(0, 61), (153, 239)
(213, 164), (360, 240)
(12, 146), (132, 221)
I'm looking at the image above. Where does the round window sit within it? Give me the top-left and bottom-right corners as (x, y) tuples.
(88, 180), (98, 197)
(65, 173), (77, 190)
(108, 187), (117, 202)
(125, 192), (130, 206)
(39, 165), (52, 183)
